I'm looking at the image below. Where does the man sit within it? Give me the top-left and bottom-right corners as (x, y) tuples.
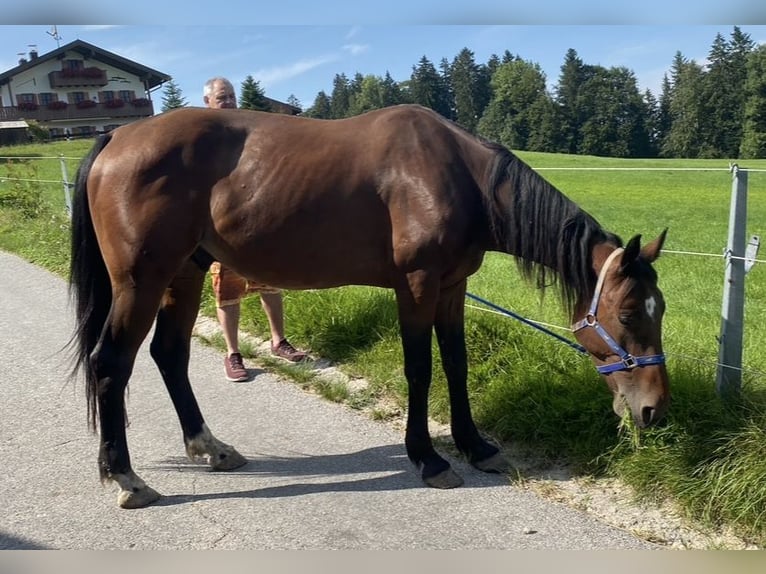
(203, 76), (307, 382)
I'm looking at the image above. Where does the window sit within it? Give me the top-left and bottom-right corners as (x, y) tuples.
(17, 93), (37, 104)
(119, 90), (136, 102)
(64, 59), (84, 71)
(38, 92), (57, 105)
(100, 91), (115, 102)
(67, 91), (89, 104)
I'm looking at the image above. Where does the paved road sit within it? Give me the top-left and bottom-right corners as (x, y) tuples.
(0, 250), (657, 550)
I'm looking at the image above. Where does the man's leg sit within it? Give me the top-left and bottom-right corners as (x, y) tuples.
(259, 291), (285, 348)
(260, 291), (307, 362)
(217, 302), (241, 357)
(211, 263), (249, 382)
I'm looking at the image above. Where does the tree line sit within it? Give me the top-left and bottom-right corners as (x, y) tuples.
(300, 26), (766, 159)
(161, 27), (766, 159)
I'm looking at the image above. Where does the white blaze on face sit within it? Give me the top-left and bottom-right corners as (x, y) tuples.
(645, 296), (657, 321)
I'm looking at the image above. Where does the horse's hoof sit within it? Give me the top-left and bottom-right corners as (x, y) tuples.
(424, 467), (464, 489)
(117, 485), (161, 509)
(210, 447), (247, 471)
(473, 451), (511, 474)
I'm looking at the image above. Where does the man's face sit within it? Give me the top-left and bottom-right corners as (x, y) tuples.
(205, 81), (237, 109)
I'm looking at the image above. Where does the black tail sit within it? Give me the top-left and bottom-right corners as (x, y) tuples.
(68, 134), (113, 431)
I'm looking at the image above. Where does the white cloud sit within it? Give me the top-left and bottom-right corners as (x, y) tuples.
(253, 55), (339, 87)
(342, 43), (369, 56)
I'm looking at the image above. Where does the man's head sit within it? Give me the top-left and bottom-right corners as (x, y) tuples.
(203, 77), (237, 109)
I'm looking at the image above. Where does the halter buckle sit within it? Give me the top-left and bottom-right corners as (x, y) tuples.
(621, 355), (637, 370)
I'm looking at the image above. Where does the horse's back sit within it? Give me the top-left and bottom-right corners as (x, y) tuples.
(85, 105), (492, 290)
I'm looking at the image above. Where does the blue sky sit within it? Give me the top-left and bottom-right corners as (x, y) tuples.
(2, 4), (765, 110)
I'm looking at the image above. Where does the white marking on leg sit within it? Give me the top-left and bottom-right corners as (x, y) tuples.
(186, 423), (247, 470)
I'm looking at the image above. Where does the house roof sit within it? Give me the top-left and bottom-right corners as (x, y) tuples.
(0, 39), (171, 89)
(264, 96), (302, 116)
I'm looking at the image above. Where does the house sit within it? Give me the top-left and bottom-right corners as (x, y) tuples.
(0, 39), (170, 139)
(0, 120), (29, 146)
(264, 96), (301, 116)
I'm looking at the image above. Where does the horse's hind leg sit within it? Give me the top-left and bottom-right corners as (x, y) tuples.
(150, 259), (246, 471)
(395, 276), (463, 489)
(434, 281), (509, 474)
(92, 287), (167, 509)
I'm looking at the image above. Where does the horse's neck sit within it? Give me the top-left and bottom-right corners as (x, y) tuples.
(495, 164), (587, 268)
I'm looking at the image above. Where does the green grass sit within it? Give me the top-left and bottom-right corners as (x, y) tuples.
(3, 139), (766, 546)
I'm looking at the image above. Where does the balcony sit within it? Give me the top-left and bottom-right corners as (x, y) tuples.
(0, 100), (155, 123)
(48, 67), (108, 88)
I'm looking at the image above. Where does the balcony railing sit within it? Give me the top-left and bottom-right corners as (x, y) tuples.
(48, 68), (109, 88)
(0, 101), (155, 122)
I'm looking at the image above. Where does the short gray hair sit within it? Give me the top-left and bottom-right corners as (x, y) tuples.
(203, 77), (234, 99)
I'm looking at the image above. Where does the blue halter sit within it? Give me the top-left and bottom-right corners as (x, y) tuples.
(572, 248), (666, 375)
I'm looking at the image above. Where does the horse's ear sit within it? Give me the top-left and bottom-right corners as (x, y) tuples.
(620, 234), (642, 274)
(640, 227), (668, 263)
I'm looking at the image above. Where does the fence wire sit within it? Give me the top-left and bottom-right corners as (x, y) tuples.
(2, 156), (763, 379)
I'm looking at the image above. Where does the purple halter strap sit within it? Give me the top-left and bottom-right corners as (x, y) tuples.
(572, 248), (665, 375)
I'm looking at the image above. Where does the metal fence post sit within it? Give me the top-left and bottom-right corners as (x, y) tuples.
(59, 154), (73, 216)
(716, 165), (748, 397)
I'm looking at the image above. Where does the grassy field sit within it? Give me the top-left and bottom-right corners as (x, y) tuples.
(2, 139), (766, 546)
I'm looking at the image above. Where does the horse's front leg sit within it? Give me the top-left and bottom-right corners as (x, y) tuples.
(396, 277), (463, 489)
(150, 260), (247, 472)
(434, 281), (509, 474)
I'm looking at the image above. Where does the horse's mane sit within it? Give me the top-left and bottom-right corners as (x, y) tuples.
(481, 141), (622, 315)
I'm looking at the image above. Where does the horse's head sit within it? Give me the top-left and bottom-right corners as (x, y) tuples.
(573, 229), (669, 428)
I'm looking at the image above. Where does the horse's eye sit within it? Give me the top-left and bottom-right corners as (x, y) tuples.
(619, 313), (636, 326)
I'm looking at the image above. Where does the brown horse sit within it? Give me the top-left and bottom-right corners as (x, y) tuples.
(69, 104), (669, 509)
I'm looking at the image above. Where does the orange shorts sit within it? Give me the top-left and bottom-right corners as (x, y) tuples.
(209, 261), (281, 308)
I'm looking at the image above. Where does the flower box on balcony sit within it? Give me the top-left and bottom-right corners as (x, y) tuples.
(105, 99), (125, 109)
(17, 102), (38, 111)
(131, 98), (151, 108)
(76, 100), (97, 109)
(47, 101), (68, 110)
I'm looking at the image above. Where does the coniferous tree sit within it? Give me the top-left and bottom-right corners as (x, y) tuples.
(701, 33), (733, 157)
(287, 94), (301, 111)
(662, 53), (706, 158)
(555, 49), (587, 154)
(740, 44), (766, 158)
(380, 71), (403, 107)
(409, 56), (451, 118)
(329, 73), (351, 118)
(657, 75), (673, 157)
(449, 48), (488, 132)
(160, 79), (188, 111)
(239, 75), (270, 111)
(726, 26), (756, 156)
(439, 57), (455, 120)
(304, 91), (332, 118)
(643, 88), (662, 157)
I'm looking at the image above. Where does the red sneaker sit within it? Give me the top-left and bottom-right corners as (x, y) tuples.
(224, 352), (248, 382)
(271, 339), (308, 362)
